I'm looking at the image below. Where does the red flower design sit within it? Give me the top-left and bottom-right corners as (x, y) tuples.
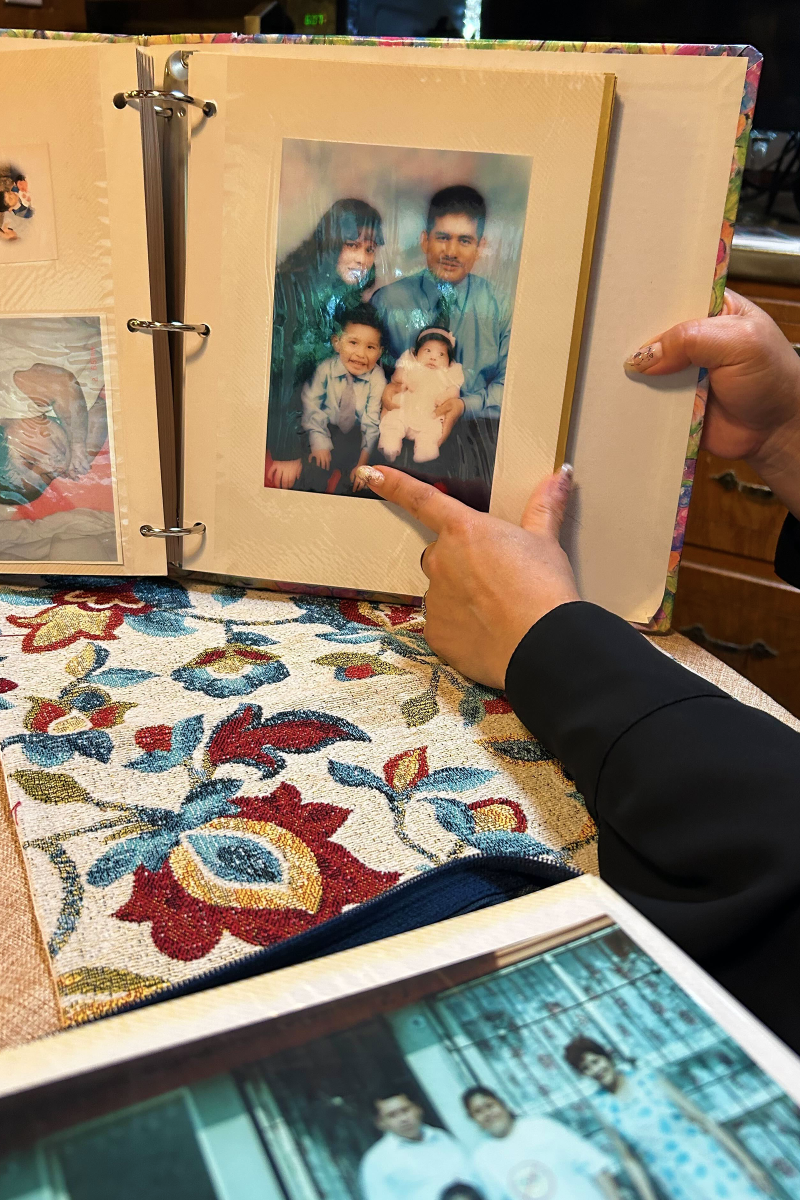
(339, 599), (422, 629)
(483, 698), (513, 716)
(7, 585), (151, 653)
(114, 783), (400, 960)
(468, 797), (527, 835)
(383, 746), (429, 792)
(343, 663), (377, 680)
(0, 678), (18, 694)
(135, 724), (173, 753)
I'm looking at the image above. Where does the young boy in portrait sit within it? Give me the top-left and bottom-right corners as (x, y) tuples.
(300, 304), (386, 495)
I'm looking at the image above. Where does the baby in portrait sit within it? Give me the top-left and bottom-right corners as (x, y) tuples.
(378, 327), (464, 464)
(300, 303), (386, 495)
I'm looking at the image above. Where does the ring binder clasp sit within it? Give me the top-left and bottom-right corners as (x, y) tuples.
(113, 89), (217, 118)
(128, 319), (210, 337)
(140, 522), (206, 539)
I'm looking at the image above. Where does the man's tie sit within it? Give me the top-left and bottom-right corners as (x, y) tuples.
(338, 373), (357, 433)
(434, 282), (457, 330)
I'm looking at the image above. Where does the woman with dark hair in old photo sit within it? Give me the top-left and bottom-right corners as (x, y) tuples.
(265, 198), (385, 490)
(562, 1036), (775, 1199)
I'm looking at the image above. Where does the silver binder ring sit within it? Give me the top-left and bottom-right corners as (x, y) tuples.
(140, 522), (206, 539)
(113, 89), (217, 118)
(128, 319), (210, 337)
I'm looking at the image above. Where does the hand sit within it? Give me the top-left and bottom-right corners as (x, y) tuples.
(310, 448), (331, 471)
(357, 464), (579, 688)
(381, 382), (405, 412)
(267, 458), (302, 489)
(625, 289), (800, 513)
(434, 393), (465, 443)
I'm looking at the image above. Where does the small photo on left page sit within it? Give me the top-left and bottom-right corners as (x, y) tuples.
(0, 145), (57, 265)
(0, 316), (117, 563)
(266, 140), (532, 512)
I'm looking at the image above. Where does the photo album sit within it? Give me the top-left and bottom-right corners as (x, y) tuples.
(0, 36), (753, 623)
(1, 876), (799, 1199)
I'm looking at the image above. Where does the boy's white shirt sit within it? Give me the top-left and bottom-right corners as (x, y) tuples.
(300, 354), (386, 452)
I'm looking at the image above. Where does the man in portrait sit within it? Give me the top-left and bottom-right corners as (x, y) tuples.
(371, 185), (511, 502)
(359, 1089), (475, 1200)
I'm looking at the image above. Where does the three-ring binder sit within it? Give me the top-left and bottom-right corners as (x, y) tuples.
(113, 89), (217, 118)
(128, 319), (210, 337)
(141, 523), (206, 539)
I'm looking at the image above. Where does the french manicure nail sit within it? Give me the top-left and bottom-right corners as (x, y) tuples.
(355, 465), (384, 486)
(625, 341), (663, 371)
(557, 462), (574, 496)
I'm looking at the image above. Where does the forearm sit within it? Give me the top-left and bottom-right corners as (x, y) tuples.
(505, 602), (800, 1049)
(748, 410), (800, 521)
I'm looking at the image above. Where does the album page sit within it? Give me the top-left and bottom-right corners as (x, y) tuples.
(2, 877), (799, 1199)
(181, 56), (614, 595)
(0, 45), (167, 574)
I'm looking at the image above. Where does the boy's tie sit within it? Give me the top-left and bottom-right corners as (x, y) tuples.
(338, 373), (357, 434)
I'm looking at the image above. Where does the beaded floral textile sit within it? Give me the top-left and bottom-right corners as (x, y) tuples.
(0, 579), (596, 1026)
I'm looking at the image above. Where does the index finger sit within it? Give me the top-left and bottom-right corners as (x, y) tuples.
(355, 465), (466, 534)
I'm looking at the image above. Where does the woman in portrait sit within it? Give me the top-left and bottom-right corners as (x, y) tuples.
(265, 198), (385, 489)
(564, 1037), (776, 1200)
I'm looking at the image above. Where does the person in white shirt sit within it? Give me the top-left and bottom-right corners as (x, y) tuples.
(359, 1090), (475, 1200)
(463, 1086), (624, 1200)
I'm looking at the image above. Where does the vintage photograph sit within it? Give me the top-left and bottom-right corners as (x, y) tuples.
(0, 146), (57, 264)
(265, 139), (532, 510)
(0, 316), (117, 563)
(4, 924), (799, 1200)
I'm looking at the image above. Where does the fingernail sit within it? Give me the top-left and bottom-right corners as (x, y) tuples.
(355, 465), (384, 486)
(557, 462), (573, 498)
(625, 341), (663, 372)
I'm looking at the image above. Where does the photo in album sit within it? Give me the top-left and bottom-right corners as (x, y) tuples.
(11, 923), (799, 1199)
(0, 316), (117, 563)
(0, 146), (57, 264)
(265, 139), (532, 510)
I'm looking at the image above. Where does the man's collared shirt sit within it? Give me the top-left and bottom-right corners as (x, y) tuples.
(472, 1115), (614, 1200)
(371, 269), (510, 420)
(300, 355), (385, 452)
(359, 1124), (474, 1200)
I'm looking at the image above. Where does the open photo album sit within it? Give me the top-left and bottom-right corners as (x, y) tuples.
(0, 36), (754, 624)
(1, 877), (798, 1200)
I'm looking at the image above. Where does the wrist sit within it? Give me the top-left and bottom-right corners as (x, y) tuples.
(747, 410), (800, 515)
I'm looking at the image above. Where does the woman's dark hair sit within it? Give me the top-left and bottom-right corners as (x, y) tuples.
(415, 326), (455, 363)
(280, 198), (384, 282)
(461, 1085), (511, 1115)
(564, 1036), (613, 1073)
(337, 302), (385, 343)
(426, 185), (487, 238)
(441, 1185), (486, 1200)
(0, 164), (25, 214)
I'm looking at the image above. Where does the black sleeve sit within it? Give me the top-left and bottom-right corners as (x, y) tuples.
(505, 601), (800, 1053)
(775, 512), (800, 588)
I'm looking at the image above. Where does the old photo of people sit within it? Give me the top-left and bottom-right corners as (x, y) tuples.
(265, 140), (532, 510)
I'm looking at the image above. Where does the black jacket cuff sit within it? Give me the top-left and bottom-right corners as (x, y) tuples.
(774, 512), (800, 588)
(504, 601), (726, 812)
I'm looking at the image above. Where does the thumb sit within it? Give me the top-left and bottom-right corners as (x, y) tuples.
(520, 465), (572, 537)
(624, 290), (763, 377)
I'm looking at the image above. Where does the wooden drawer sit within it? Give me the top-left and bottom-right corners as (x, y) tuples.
(730, 277), (800, 347)
(685, 450), (787, 564)
(673, 552), (800, 716)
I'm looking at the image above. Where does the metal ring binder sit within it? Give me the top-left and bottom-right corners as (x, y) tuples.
(113, 89), (217, 118)
(128, 319), (210, 337)
(140, 522), (206, 539)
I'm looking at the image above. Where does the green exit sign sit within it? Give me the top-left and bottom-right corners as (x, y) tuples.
(304, 12), (326, 24)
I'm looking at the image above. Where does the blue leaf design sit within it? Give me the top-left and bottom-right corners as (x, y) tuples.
(0, 588), (50, 606)
(126, 610), (194, 637)
(134, 579), (192, 611)
(212, 585), (247, 606)
(186, 831), (282, 884)
(425, 796), (476, 840)
(179, 778), (242, 828)
(328, 759), (393, 797)
(91, 668), (156, 687)
(126, 715), (203, 772)
(414, 767), (497, 794)
(4, 730), (113, 767)
(228, 630), (278, 647)
(173, 661), (289, 698)
(470, 830), (555, 858)
(87, 828), (178, 887)
(317, 629), (381, 644)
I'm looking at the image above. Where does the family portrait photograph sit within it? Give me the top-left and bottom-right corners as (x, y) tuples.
(0, 316), (117, 563)
(0, 146), (57, 265)
(264, 138), (532, 510)
(4, 923), (799, 1200)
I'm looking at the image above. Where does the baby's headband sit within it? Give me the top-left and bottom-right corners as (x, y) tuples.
(418, 327), (456, 347)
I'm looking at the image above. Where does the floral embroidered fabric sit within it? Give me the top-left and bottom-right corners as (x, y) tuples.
(0, 579), (596, 1026)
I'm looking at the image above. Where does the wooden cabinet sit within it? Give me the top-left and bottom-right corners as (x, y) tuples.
(672, 277), (800, 717)
(2, 0), (86, 30)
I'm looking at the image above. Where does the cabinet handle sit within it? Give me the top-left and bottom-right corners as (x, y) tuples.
(710, 470), (775, 501)
(679, 623), (778, 659)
